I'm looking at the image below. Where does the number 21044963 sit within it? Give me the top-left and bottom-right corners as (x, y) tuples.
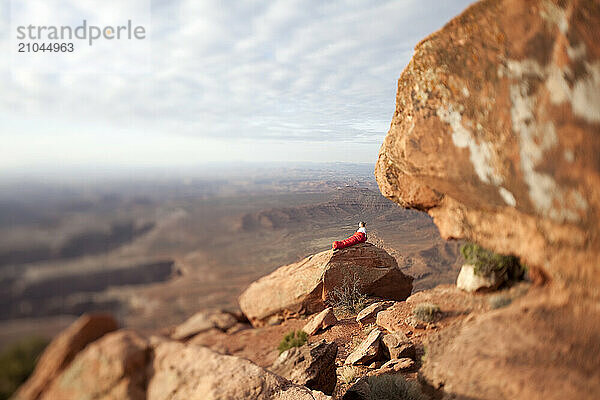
(18, 42), (74, 52)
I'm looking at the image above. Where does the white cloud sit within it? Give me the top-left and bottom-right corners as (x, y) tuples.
(0, 0), (474, 168)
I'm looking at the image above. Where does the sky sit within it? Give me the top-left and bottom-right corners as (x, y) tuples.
(0, 0), (474, 174)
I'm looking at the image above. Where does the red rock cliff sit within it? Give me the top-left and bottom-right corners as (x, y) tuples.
(375, 0), (600, 298)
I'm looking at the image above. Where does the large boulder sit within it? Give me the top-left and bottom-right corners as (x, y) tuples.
(373, 0), (600, 398)
(148, 341), (331, 400)
(40, 330), (150, 400)
(374, 0), (600, 298)
(270, 340), (338, 395)
(14, 313), (118, 400)
(239, 243), (413, 326)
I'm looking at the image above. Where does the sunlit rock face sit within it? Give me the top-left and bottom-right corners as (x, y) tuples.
(375, 0), (600, 298)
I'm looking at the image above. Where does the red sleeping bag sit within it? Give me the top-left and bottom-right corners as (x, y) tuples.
(332, 232), (367, 250)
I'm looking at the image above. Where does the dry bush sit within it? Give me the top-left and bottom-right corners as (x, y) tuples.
(412, 303), (441, 323)
(364, 374), (427, 400)
(328, 272), (368, 315)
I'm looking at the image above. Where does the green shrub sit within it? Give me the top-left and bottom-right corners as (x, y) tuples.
(0, 337), (48, 400)
(460, 242), (526, 280)
(365, 374), (427, 400)
(277, 330), (308, 354)
(328, 272), (368, 315)
(412, 303), (441, 323)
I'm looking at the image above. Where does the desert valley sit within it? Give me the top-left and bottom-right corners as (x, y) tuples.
(0, 163), (461, 349)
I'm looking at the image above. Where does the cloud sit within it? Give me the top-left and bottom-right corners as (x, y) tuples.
(0, 0), (474, 166)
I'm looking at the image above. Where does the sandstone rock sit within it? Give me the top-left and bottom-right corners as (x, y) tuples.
(40, 330), (150, 400)
(381, 332), (416, 360)
(172, 310), (237, 340)
(14, 313), (118, 400)
(345, 329), (383, 365)
(148, 341), (331, 400)
(374, 1), (600, 397)
(404, 316), (426, 330)
(378, 358), (415, 373)
(239, 243), (413, 326)
(421, 289), (600, 399)
(375, 303), (403, 333)
(356, 301), (395, 325)
(374, 0), (600, 299)
(456, 264), (505, 292)
(270, 340), (338, 395)
(303, 307), (338, 335)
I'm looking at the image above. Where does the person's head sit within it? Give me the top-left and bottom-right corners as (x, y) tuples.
(358, 221), (366, 228)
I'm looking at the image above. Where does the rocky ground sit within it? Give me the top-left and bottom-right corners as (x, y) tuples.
(13, 242), (547, 400)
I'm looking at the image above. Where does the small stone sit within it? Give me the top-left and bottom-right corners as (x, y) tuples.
(456, 264), (506, 293)
(381, 357), (415, 372)
(381, 333), (416, 360)
(356, 301), (395, 325)
(345, 329), (383, 365)
(303, 307), (338, 335)
(172, 311), (238, 340)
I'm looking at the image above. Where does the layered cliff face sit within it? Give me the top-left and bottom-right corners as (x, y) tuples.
(375, 0), (600, 297)
(375, 0), (600, 398)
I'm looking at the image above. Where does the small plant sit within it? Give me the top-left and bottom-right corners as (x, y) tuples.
(328, 272), (369, 315)
(0, 336), (48, 400)
(365, 374), (427, 400)
(460, 242), (526, 280)
(488, 294), (512, 309)
(277, 330), (308, 354)
(412, 303), (441, 323)
(339, 366), (360, 385)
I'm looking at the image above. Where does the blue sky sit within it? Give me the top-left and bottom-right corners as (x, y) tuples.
(0, 0), (474, 173)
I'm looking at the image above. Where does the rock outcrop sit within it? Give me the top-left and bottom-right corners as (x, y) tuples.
(374, 0), (600, 398)
(270, 340), (338, 395)
(374, 0), (600, 298)
(16, 316), (332, 400)
(420, 290), (600, 399)
(239, 243), (413, 326)
(149, 341), (331, 400)
(13, 313), (118, 400)
(40, 330), (150, 400)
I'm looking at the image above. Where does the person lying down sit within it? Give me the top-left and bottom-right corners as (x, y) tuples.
(332, 222), (367, 250)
